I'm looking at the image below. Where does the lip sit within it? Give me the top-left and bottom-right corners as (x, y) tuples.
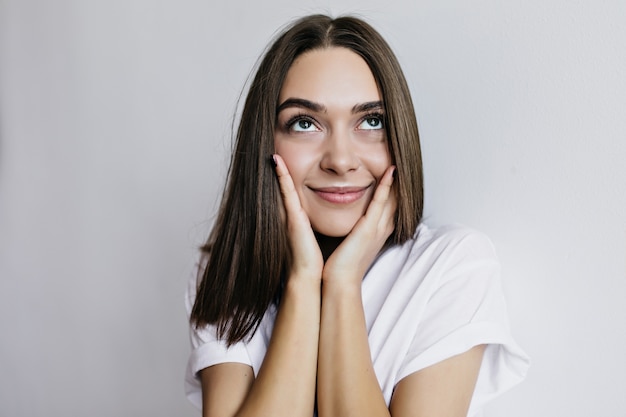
(309, 185), (371, 204)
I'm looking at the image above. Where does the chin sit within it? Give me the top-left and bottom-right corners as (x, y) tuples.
(311, 218), (358, 238)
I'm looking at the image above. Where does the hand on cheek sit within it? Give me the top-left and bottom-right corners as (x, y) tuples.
(273, 153), (396, 285)
(272, 154), (324, 281)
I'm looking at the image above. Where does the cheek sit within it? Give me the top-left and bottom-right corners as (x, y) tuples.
(364, 145), (392, 178)
(273, 141), (315, 187)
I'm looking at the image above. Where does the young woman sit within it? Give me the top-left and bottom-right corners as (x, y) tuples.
(185, 14), (528, 417)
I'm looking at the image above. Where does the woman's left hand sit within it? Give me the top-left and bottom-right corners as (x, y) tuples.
(322, 165), (397, 286)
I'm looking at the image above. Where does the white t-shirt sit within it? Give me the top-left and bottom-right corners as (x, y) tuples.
(185, 223), (530, 416)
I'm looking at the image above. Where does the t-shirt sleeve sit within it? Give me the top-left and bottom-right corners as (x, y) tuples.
(396, 229), (529, 413)
(184, 270), (253, 410)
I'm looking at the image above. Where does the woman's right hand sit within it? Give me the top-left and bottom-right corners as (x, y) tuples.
(273, 154), (324, 281)
(202, 155), (322, 417)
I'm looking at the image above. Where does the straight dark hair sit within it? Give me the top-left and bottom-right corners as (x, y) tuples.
(191, 14), (423, 346)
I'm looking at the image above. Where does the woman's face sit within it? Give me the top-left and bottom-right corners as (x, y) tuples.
(274, 47), (391, 237)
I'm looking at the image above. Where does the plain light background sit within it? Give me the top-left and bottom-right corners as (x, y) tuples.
(1, 0), (624, 416)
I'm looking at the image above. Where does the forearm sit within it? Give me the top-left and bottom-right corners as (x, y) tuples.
(317, 281), (390, 417)
(236, 276), (320, 417)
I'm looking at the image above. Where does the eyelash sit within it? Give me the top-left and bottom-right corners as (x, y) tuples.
(284, 113), (316, 131)
(283, 112), (385, 131)
(360, 112), (385, 129)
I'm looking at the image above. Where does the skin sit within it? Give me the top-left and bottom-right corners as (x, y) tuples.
(199, 47), (485, 417)
(274, 47), (391, 241)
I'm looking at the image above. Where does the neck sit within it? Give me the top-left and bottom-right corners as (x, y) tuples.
(315, 233), (345, 261)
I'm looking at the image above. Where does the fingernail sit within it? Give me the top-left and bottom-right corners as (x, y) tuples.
(270, 154), (277, 168)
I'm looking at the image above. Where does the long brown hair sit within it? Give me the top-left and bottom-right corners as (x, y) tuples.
(191, 14), (423, 346)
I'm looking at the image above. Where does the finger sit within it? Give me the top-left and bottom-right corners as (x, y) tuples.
(378, 183), (397, 233)
(272, 154), (305, 217)
(363, 165), (396, 221)
(272, 154), (323, 276)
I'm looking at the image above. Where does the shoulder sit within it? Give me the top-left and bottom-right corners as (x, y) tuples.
(394, 223), (498, 268)
(416, 222), (494, 249)
(386, 223), (500, 299)
(365, 223), (499, 299)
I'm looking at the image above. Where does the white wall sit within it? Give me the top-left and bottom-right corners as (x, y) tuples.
(1, 1), (624, 416)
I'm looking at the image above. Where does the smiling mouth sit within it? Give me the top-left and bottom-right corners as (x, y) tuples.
(310, 185), (371, 204)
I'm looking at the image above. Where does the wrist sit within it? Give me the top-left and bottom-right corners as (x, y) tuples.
(320, 277), (362, 299)
(285, 273), (322, 296)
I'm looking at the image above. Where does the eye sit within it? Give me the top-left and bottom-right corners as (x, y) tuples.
(285, 115), (320, 133)
(358, 114), (384, 130)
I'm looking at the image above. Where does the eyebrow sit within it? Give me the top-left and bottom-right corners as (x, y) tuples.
(352, 101), (384, 113)
(276, 98), (384, 115)
(277, 98), (325, 114)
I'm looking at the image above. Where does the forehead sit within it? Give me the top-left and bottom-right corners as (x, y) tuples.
(279, 47), (381, 106)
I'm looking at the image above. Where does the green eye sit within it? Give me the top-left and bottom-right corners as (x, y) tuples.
(295, 119), (314, 131)
(358, 116), (383, 130)
(287, 116), (319, 132)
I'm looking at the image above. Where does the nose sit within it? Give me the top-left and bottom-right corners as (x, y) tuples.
(319, 131), (360, 175)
